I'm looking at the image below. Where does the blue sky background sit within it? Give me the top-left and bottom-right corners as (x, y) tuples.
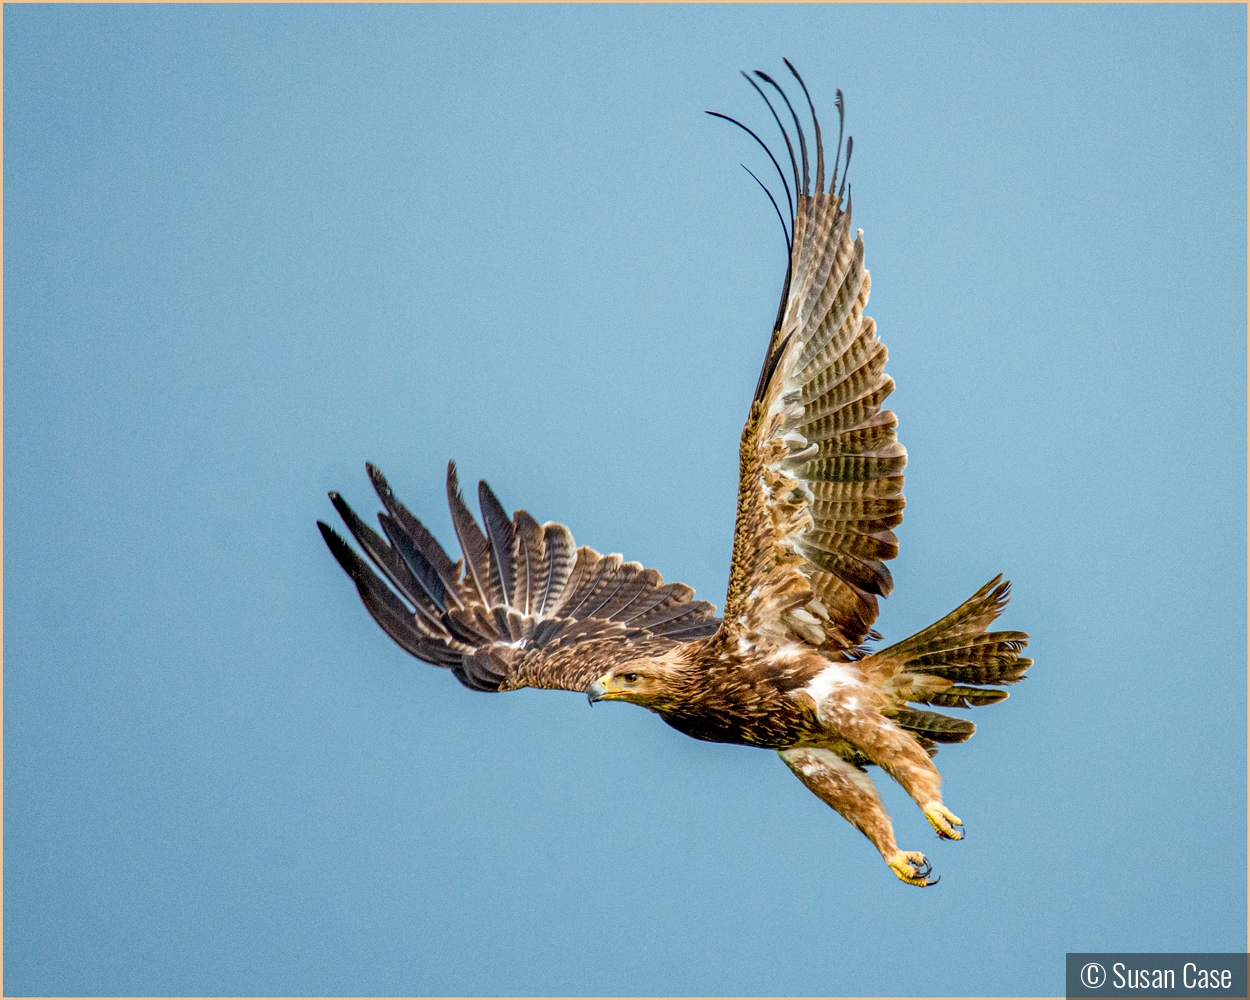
(5, 4), (1246, 996)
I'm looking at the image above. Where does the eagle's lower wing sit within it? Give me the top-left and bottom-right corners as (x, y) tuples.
(721, 89), (904, 654)
(319, 463), (720, 693)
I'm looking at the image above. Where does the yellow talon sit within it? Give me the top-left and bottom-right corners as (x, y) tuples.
(923, 801), (964, 840)
(887, 850), (937, 886)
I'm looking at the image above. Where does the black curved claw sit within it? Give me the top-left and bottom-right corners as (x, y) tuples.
(912, 856), (932, 879)
(926, 874), (941, 887)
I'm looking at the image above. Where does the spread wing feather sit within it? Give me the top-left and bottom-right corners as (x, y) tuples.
(367, 463), (462, 606)
(478, 480), (516, 609)
(446, 463), (491, 605)
(512, 510), (544, 615)
(537, 523), (577, 615)
(719, 79), (906, 655)
(328, 492), (438, 626)
(317, 521), (462, 667)
(320, 464), (721, 693)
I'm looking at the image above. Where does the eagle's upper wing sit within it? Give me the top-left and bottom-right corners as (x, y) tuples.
(318, 463), (720, 693)
(720, 80), (905, 654)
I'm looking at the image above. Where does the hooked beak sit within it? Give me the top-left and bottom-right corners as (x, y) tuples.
(587, 679), (608, 706)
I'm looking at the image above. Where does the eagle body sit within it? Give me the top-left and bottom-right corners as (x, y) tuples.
(650, 646), (833, 750)
(319, 65), (1032, 886)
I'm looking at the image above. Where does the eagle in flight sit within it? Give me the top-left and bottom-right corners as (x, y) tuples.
(318, 63), (1031, 887)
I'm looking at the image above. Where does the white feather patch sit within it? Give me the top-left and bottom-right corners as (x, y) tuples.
(797, 662), (862, 719)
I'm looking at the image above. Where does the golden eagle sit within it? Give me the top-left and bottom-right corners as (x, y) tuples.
(318, 63), (1031, 887)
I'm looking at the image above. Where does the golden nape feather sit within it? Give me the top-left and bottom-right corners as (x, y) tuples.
(319, 63), (1031, 888)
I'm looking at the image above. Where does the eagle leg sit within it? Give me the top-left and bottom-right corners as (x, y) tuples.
(815, 691), (964, 840)
(778, 747), (937, 887)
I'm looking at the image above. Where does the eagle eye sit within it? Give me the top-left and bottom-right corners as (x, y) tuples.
(622, 672), (640, 683)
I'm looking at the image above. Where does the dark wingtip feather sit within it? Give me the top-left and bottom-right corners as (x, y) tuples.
(377, 510), (449, 613)
(317, 521), (462, 669)
(754, 67), (809, 198)
(706, 109), (795, 224)
(831, 89), (846, 195)
(366, 462), (462, 606)
(838, 134), (853, 201)
(783, 58), (824, 197)
(741, 70), (801, 211)
(328, 491), (356, 519)
(754, 328), (796, 403)
(327, 491), (441, 622)
(318, 519), (353, 570)
(320, 517), (383, 591)
(446, 461), (491, 602)
(478, 479), (516, 607)
(742, 163), (792, 255)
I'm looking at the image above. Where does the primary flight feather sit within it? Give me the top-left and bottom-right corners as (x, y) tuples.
(318, 63), (1031, 887)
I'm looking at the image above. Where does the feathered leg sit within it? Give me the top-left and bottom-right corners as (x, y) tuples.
(815, 696), (964, 841)
(778, 747), (937, 886)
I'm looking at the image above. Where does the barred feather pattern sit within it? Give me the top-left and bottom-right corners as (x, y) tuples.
(862, 575), (1033, 739)
(722, 186), (905, 655)
(319, 462), (721, 693)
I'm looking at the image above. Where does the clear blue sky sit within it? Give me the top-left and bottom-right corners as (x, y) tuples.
(5, 4), (1245, 996)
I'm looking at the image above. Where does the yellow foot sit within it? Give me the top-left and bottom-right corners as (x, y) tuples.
(923, 801), (964, 840)
(887, 850), (938, 886)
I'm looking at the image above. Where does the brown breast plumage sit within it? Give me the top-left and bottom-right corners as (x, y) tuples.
(655, 640), (833, 749)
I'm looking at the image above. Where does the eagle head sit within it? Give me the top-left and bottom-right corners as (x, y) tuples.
(586, 650), (692, 712)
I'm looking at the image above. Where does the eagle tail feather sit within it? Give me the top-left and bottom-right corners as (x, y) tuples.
(890, 708), (976, 744)
(862, 576), (1032, 742)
